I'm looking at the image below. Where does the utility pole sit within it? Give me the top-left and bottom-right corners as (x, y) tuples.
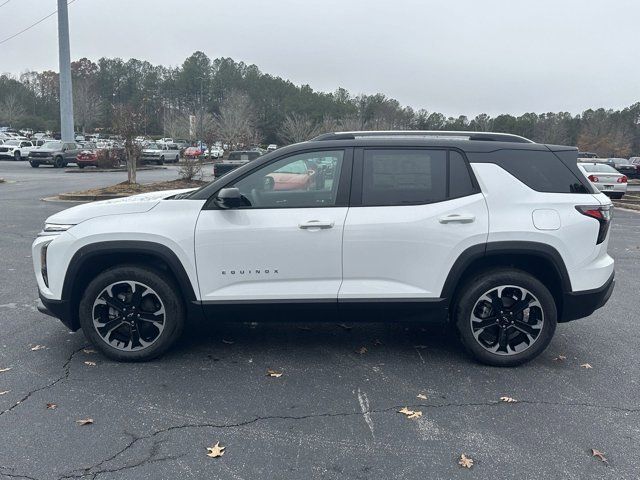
(57, 0), (74, 142)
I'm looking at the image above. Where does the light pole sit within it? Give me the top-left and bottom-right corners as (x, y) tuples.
(57, 0), (74, 141)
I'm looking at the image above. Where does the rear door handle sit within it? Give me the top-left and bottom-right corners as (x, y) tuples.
(299, 220), (334, 230)
(438, 213), (476, 224)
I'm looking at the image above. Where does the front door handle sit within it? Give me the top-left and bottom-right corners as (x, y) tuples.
(299, 220), (334, 230)
(438, 213), (476, 224)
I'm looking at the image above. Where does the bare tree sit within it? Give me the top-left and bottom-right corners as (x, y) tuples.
(314, 115), (340, 136)
(1, 94), (25, 126)
(112, 104), (144, 184)
(74, 80), (102, 134)
(163, 109), (190, 139)
(213, 90), (257, 149)
(278, 113), (319, 144)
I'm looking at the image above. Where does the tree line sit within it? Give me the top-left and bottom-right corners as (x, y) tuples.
(1, 51), (639, 156)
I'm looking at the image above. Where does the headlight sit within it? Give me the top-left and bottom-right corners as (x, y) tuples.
(39, 223), (75, 236)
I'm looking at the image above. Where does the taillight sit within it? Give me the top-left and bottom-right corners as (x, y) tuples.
(588, 174), (599, 182)
(576, 205), (612, 245)
(617, 176), (627, 183)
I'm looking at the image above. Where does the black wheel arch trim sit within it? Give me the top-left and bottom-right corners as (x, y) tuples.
(62, 240), (198, 303)
(440, 241), (572, 301)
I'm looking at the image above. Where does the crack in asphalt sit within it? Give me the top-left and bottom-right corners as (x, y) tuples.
(0, 345), (87, 418)
(55, 398), (639, 480)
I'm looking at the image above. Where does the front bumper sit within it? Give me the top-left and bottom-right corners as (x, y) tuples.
(561, 271), (615, 322)
(37, 293), (78, 331)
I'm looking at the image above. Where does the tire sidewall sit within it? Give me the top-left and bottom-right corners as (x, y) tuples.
(455, 269), (557, 367)
(78, 265), (185, 361)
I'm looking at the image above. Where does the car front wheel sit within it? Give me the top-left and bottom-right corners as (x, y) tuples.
(14, 151), (21, 161)
(454, 269), (557, 367)
(29, 161), (40, 168)
(78, 265), (185, 361)
(53, 156), (64, 168)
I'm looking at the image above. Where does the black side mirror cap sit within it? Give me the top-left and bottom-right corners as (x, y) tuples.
(215, 187), (243, 209)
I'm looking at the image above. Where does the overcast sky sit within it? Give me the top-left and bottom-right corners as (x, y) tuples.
(0, 0), (638, 117)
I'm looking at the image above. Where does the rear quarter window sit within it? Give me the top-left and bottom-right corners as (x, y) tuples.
(468, 150), (590, 194)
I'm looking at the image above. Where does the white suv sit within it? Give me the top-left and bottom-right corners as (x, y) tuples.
(33, 131), (615, 366)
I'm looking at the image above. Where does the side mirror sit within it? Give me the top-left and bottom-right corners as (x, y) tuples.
(215, 187), (243, 209)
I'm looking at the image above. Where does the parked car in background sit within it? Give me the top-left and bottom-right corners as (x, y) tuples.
(174, 139), (190, 150)
(28, 141), (80, 168)
(605, 158), (636, 177)
(184, 145), (204, 159)
(75, 143), (100, 168)
(158, 137), (174, 145)
(577, 152), (600, 161)
(214, 150), (262, 177)
(578, 163), (627, 199)
(629, 157), (640, 178)
(0, 139), (38, 160)
(267, 158), (318, 191)
(140, 142), (181, 165)
(267, 144), (278, 152)
(203, 145), (224, 159)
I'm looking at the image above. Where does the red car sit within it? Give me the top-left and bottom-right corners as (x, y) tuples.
(267, 159), (317, 191)
(184, 146), (204, 159)
(76, 145), (98, 168)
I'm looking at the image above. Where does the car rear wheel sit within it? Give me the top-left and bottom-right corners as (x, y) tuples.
(157, 156), (164, 165)
(53, 156), (64, 168)
(79, 265), (185, 361)
(78, 164), (85, 169)
(14, 151), (21, 161)
(175, 155), (179, 163)
(454, 269), (557, 367)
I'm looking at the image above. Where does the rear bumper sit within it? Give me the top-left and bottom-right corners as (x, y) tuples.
(561, 271), (615, 322)
(37, 293), (78, 331)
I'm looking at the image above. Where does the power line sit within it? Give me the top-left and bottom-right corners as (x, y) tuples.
(0, 1), (12, 9)
(0, 0), (77, 46)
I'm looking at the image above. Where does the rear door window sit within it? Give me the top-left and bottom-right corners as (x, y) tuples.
(361, 149), (447, 206)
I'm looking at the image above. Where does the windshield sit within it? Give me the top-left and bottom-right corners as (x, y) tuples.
(583, 164), (618, 173)
(610, 158), (630, 164)
(146, 143), (160, 150)
(42, 141), (62, 149)
(5, 140), (20, 146)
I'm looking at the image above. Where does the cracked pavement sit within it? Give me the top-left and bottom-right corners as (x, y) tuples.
(1, 160), (639, 479)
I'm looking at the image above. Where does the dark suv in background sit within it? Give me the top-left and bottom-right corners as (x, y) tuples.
(28, 141), (81, 168)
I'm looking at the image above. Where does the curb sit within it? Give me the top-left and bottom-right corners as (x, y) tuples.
(57, 193), (129, 201)
(63, 166), (167, 173)
(613, 202), (640, 212)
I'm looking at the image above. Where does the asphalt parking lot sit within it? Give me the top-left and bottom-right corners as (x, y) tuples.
(0, 160), (639, 480)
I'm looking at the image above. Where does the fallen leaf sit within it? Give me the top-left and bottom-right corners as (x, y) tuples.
(398, 407), (422, 419)
(46, 403), (57, 409)
(82, 348), (96, 354)
(500, 396), (518, 403)
(0, 390), (10, 396)
(266, 369), (283, 378)
(221, 339), (234, 345)
(580, 363), (593, 369)
(417, 393), (428, 400)
(458, 453), (474, 468)
(84, 361), (96, 366)
(355, 346), (368, 355)
(553, 355), (567, 361)
(337, 323), (352, 331)
(31, 345), (46, 351)
(206, 442), (225, 458)
(0, 367), (11, 373)
(76, 418), (93, 426)
(591, 449), (607, 463)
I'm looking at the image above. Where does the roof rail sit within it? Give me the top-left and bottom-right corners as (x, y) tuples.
(311, 130), (534, 143)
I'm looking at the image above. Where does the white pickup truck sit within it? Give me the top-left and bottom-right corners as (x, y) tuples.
(0, 139), (39, 160)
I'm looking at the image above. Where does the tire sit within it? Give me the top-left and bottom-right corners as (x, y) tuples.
(175, 155), (179, 163)
(609, 193), (623, 199)
(29, 161), (40, 168)
(14, 151), (21, 161)
(78, 164), (85, 169)
(53, 156), (64, 168)
(454, 268), (557, 367)
(157, 157), (164, 165)
(78, 265), (185, 362)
